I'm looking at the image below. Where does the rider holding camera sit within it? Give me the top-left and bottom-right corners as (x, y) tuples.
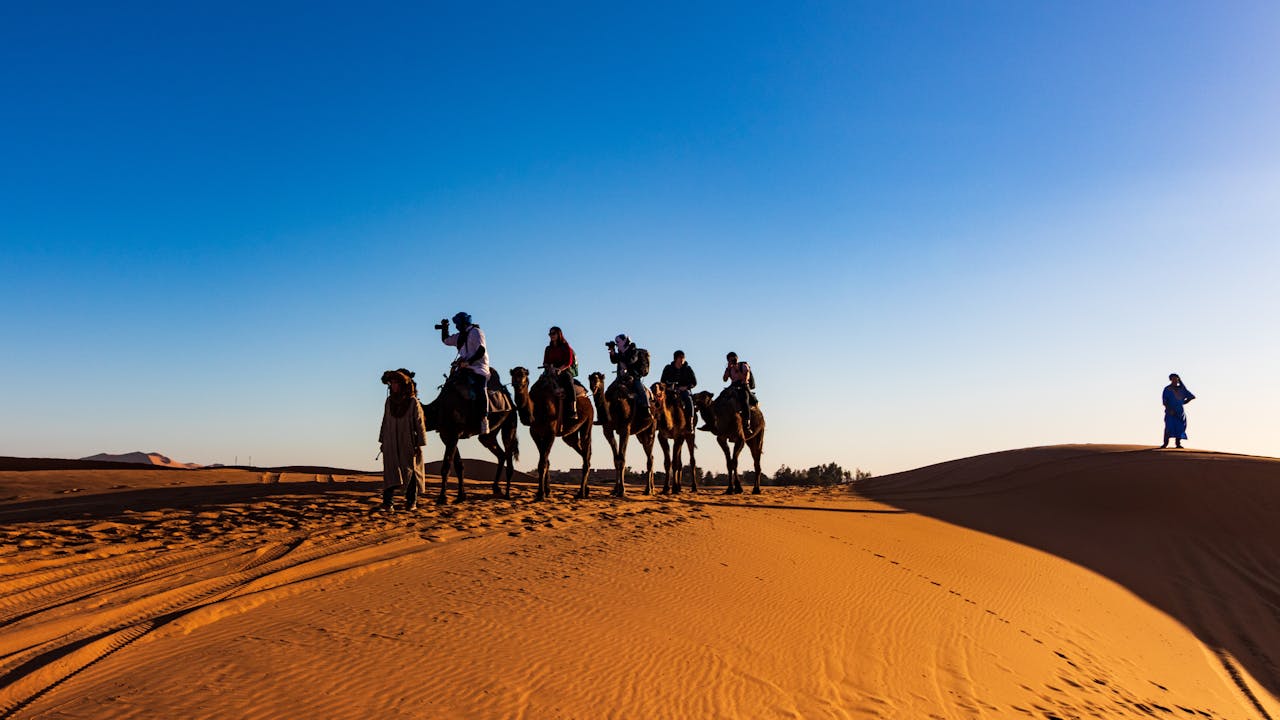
(723, 351), (755, 434)
(607, 333), (651, 423)
(437, 312), (491, 434)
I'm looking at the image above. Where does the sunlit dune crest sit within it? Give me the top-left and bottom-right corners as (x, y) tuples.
(1, 445), (1276, 718)
(79, 451), (202, 470)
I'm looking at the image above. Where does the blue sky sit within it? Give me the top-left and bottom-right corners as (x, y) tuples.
(3, 2), (1278, 474)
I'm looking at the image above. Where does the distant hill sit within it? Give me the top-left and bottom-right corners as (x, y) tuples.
(425, 458), (535, 484)
(0, 456), (190, 472)
(79, 451), (202, 469)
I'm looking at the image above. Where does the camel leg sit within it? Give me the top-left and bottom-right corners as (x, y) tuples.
(477, 432), (508, 499)
(579, 433), (591, 499)
(717, 436), (733, 495)
(534, 431), (553, 502)
(657, 435), (673, 494)
(568, 426), (591, 499)
(534, 446), (547, 502)
(731, 441), (746, 494)
(501, 422), (517, 498)
(671, 437), (683, 494)
(611, 431), (628, 497)
(501, 420), (515, 499)
(436, 441), (455, 505)
(687, 433), (698, 493)
(642, 431), (656, 496)
(542, 432), (556, 501)
(749, 432), (764, 494)
(453, 449), (467, 502)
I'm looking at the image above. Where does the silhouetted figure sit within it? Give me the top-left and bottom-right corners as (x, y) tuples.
(543, 326), (579, 422)
(606, 333), (651, 424)
(720, 351), (756, 434)
(1160, 373), (1196, 449)
(379, 369), (427, 511)
(659, 350), (698, 422)
(438, 311), (491, 434)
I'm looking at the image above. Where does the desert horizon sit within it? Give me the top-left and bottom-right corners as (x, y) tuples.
(2, 444), (1277, 718)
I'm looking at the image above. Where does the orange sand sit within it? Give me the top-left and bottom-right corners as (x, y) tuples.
(1, 445), (1276, 718)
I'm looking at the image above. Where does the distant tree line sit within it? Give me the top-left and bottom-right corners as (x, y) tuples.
(546, 463), (871, 487)
(768, 462), (871, 486)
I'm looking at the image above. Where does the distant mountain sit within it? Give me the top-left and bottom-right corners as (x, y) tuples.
(78, 451), (202, 469)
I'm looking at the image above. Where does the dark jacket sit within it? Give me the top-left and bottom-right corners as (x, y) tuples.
(609, 345), (642, 377)
(660, 363), (697, 389)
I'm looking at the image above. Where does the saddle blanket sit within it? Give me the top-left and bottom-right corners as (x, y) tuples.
(487, 389), (513, 414)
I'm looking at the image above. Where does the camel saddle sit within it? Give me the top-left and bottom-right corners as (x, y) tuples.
(487, 388), (513, 414)
(609, 379), (652, 406)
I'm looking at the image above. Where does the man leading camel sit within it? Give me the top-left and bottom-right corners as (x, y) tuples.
(438, 311), (491, 434)
(660, 350), (697, 424)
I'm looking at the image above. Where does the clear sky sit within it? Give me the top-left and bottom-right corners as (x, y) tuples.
(3, 2), (1278, 475)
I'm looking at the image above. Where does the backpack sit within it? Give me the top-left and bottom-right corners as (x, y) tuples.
(743, 361), (756, 389)
(634, 348), (651, 377)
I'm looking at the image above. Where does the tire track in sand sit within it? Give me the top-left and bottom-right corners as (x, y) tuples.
(1, 481), (708, 719)
(0, 522), (419, 717)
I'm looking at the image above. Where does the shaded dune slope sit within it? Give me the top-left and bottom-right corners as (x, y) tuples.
(859, 444), (1280, 716)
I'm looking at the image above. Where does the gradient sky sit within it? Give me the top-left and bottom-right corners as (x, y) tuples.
(3, 2), (1278, 475)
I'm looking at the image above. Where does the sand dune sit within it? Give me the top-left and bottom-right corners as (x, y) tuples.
(78, 452), (202, 469)
(1, 446), (1276, 718)
(860, 443), (1280, 718)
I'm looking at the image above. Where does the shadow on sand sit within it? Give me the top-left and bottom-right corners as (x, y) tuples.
(0, 481), (383, 524)
(858, 444), (1280, 717)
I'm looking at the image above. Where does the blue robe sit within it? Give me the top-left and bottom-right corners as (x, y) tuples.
(1162, 384), (1195, 440)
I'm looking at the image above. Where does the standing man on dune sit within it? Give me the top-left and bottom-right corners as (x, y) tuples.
(1161, 373), (1195, 449)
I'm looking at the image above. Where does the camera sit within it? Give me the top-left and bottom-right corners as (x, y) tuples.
(433, 318), (449, 331)
(606, 340), (616, 349)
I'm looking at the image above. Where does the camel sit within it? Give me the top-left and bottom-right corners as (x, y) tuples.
(694, 388), (765, 494)
(651, 382), (698, 493)
(421, 370), (519, 504)
(509, 366), (593, 500)
(589, 371), (656, 496)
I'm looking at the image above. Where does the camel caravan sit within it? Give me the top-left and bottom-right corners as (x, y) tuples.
(377, 312), (765, 510)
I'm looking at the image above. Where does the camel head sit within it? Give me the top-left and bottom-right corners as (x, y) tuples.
(588, 371), (606, 395)
(692, 391), (714, 411)
(651, 382), (667, 404)
(509, 366), (529, 393)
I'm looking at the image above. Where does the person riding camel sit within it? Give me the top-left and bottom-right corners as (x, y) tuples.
(607, 333), (651, 423)
(722, 351), (755, 433)
(543, 326), (579, 423)
(659, 350), (697, 423)
(438, 311), (491, 434)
